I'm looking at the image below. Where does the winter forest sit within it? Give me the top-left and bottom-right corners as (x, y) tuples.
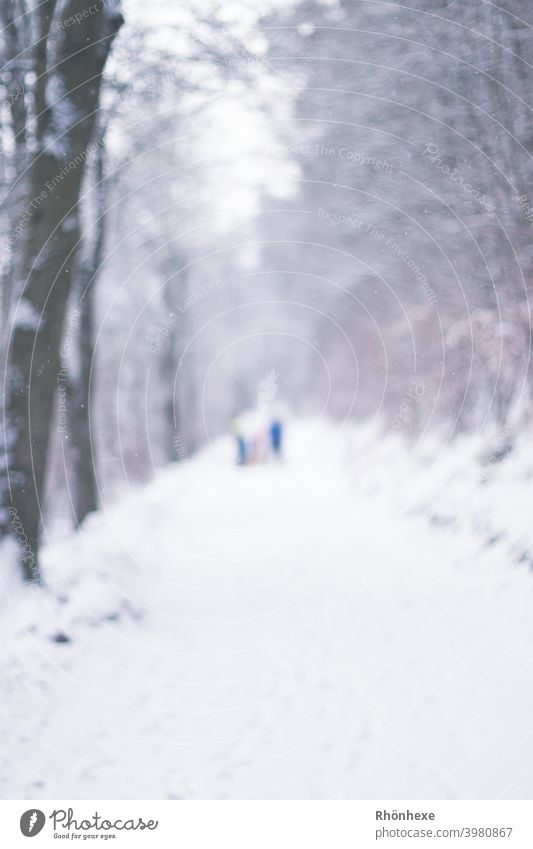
(1, 0), (533, 801)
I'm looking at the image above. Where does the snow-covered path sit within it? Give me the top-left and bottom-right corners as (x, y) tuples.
(1, 423), (532, 799)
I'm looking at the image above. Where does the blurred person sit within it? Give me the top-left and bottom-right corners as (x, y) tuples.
(232, 417), (247, 466)
(269, 412), (284, 460)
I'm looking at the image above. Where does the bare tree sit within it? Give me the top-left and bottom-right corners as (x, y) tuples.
(1, 0), (124, 580)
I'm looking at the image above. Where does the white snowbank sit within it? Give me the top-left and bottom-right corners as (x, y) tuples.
(346, 424), (533, 568)
(0, 420), (532, 800)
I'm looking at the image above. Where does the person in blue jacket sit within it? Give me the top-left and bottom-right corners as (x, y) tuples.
(270, 416), (283, 459)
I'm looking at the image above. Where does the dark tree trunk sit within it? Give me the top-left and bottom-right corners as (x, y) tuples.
(0, 0), (31, 339)
(0, 1), (123, 580)
(66, 279), (99, 527)
(66, 132), (108, 526)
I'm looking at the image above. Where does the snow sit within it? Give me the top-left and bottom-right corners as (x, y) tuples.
(62, 215), (78, 232)
(43, 76), (79, 159)
(12, 298), (40, 332)
(0, 420), (532, 799)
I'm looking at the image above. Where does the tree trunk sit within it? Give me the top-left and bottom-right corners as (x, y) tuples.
(66, 278), (99, 527)
(0, 1), (123, 580)
(66, 131), (108, 526)
(160, 260), (189, 463)
(0, 0), (31, 349)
